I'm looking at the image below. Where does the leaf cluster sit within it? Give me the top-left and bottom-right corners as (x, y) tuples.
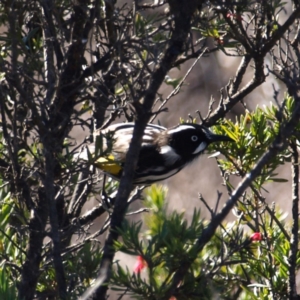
(110, 183), (299, 300)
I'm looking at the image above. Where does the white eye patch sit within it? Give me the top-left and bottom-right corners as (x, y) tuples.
(192, 142), (207, 154)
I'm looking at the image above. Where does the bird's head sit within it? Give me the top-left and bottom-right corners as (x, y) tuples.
(165, 123), (232, 160)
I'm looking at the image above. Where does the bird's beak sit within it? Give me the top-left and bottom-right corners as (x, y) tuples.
(209, 133), (234, 143)
(202, 126), (234, 143)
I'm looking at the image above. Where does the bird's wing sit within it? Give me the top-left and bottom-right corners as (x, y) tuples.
(80, 122), (166, 164)
(103, 123), (165, 157)
(97, 123), (166, 176)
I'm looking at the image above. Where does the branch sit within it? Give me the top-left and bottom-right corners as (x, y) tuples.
(205, 6), (300, 126)
(228, 54), (251, 96)
(18, 189), (48, 300)
(41, 0), (57, 105)
(172, 45), (218, 67)
(68, 169), (92, 217)
(206, 57), (265, 126)
(52, 1), (95, 144)
(262, 7), (300, 55)
(150, 48), (208, 123)
(288, 141), (299, 299)
(44, 146), (67, 299)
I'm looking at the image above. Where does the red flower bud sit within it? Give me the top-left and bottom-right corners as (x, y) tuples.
(226, 12), (243, 21)
(134, 255), (147, 273)
(250, 232), (263, 242)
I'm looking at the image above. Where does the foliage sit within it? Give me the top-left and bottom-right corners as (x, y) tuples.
(0, 0), (299, 299)
(111, 184), (296, 300)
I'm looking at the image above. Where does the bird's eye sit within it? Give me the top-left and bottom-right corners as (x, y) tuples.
(191, 135), (198, 142)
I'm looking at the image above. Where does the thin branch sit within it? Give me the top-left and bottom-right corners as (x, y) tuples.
(150, 48), (208, 123)
(68, 169), (91, 217)
(229, 54), (252, 96)
(126, 207), (150, 216)
(40, 0), (57, 106)
(173, 46), (218, 67)
(198, 193), (215, 217)
(262, 7), (300, 55)
(206, 55), (265, 126)
(288, 141), (299, 299)
(206, 7), (300, 126)
(223, 154), (290, 240)
(220, 11), (253, 53)
(80, 261), (110, 300)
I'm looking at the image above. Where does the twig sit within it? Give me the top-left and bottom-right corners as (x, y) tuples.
(79, 261), (110, 300)
(150, 48), (208, 123)
(223, 153), (290, 240)
(206, 8), (300, 127)
(126, 208), (150, 216)
(228, 54), (251, 96)
(198, 193), (214, 217)
(173, 46), (218, 67)
(263, 7), (300, 54)
(68, 169), (92, 217)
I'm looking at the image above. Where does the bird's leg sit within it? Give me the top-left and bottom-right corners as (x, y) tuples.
(101, 174), (110, 208)
(101, 174), (116, 209)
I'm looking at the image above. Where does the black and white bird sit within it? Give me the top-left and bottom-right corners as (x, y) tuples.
(78, 122), (232, 185)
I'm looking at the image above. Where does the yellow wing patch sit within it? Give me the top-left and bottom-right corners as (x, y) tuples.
(94, 154), (122, 176)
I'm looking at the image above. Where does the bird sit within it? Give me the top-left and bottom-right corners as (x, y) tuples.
(78, 122), (232, 185)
